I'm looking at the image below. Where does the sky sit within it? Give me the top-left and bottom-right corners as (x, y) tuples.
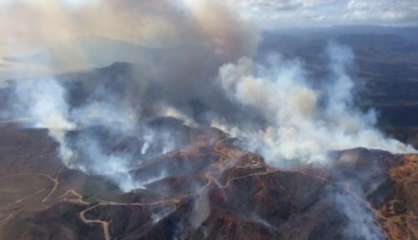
(231, 0), (418, 28)
(1, 0), (417, 29)
(0, 0), (417, 80)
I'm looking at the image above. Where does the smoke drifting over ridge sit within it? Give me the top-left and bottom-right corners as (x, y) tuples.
(0, 0), (258, 76)
(0, 1), (416, 239)
(1, 0), (260, 190)
(12, 77), (76, 163)
(217, 43), (414, 166)
(1, 0), (414, 188)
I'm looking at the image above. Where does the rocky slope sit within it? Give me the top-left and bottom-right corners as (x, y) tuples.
(0, 123), (417, 240)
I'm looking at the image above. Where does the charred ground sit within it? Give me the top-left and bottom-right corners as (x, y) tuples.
(0, 121), (416, 240)
(1, 26), (418, 240)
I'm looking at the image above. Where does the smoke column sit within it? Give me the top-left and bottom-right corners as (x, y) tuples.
(11, 77), (75, 164)
(215, 42), (415, 240)
(217, 43), (414, 166)
(1, 0), (258, 192)
(0, 1), (416, 239)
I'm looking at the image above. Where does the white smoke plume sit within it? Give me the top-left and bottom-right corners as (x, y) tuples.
(1, 1), (416, 238)
(12, 77), (76, 164)
(0, 0), (257, 192)
(217, 43), (415, 166)
(71, 100), (138, 133)
(335, 192), (384, 240)
(74, 134), (142, 192)
(8, 73), (185, 191)
(0, 0), (258, 77)
(216, 43), (413, 239)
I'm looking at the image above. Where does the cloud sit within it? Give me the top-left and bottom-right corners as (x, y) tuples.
(345, 0), (418, 24)
(228, 0), (418, 28)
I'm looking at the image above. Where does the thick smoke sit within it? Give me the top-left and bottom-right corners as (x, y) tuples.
(215, 42), (412, 239)
(7, 73), (190, 191)
(217, 43), (414, 166)
(0, 0), (259, 75)
(11, 77), (76, 164)
(0, 1), (416, 239)
(1, 0), (261, 132)
(1, 0), (258, 191)
(1, 0), (413, 196)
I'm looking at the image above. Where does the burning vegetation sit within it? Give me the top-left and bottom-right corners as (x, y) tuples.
(0, 1), (417, 240)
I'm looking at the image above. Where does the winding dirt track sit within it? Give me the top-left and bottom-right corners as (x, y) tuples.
(0, 169), (380, 240)
(75, 141), (322, 240)
(0, 168), (64, 226)
(79, 138), (386, 240)
(79, 204), (112, 240)
(0, 138), (387, 240)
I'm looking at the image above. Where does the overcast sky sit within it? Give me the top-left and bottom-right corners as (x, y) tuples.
(230, 0), (418, 29)
(0, 0), (417, 79)
(1, 0), (417, 29)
